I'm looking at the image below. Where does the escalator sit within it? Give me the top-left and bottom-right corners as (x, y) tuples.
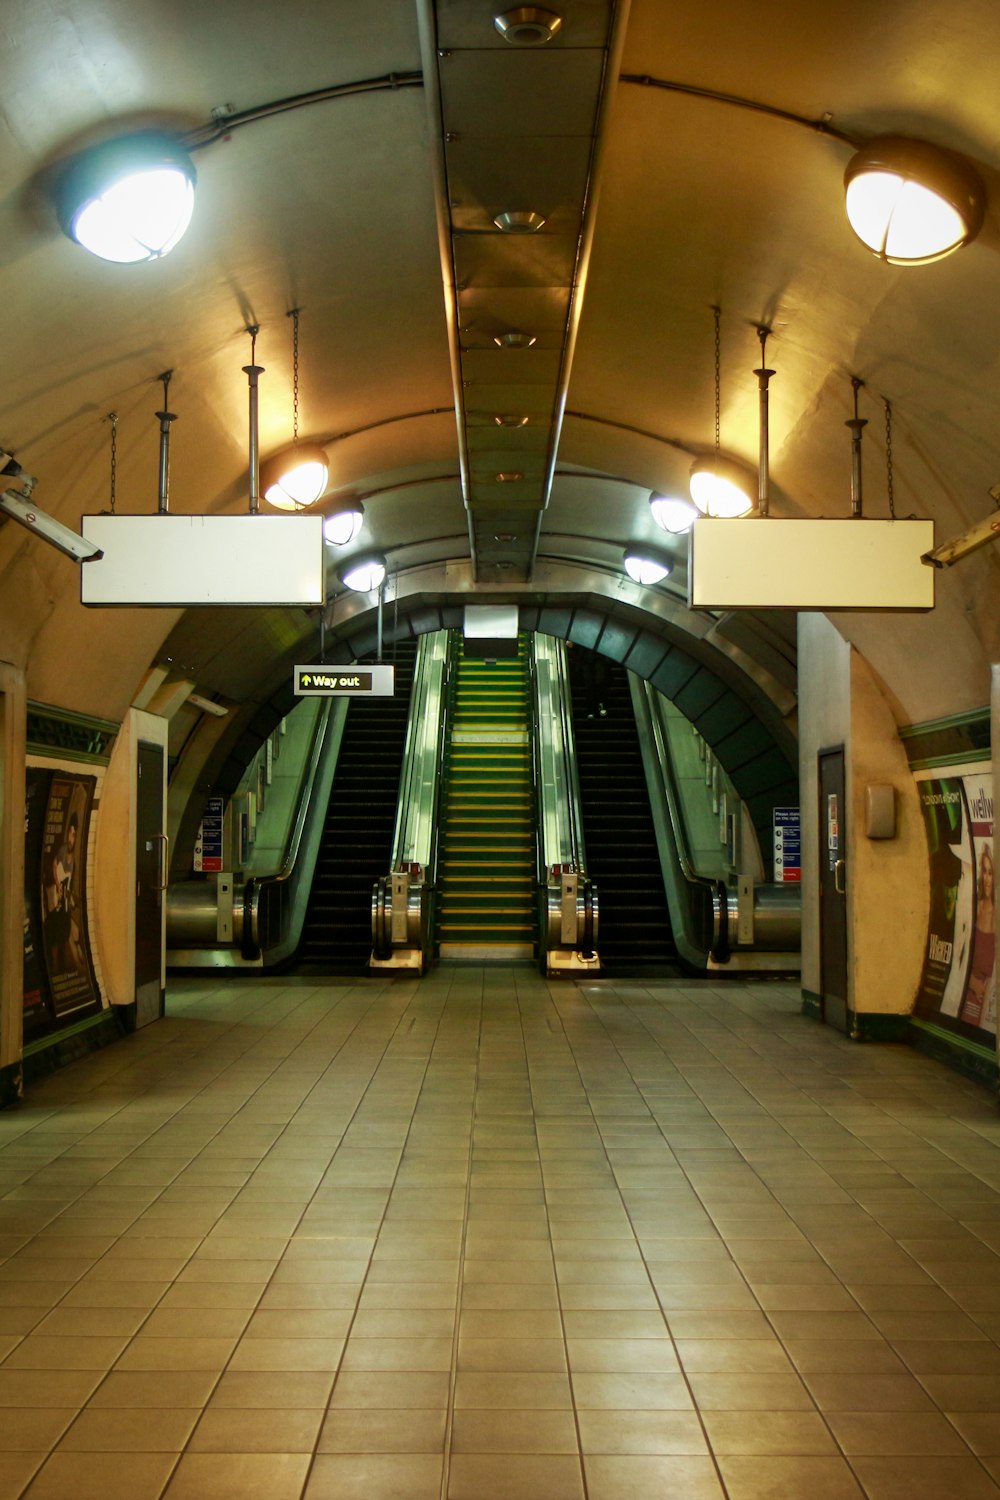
(435, 636), (536, 959)
(295, 641), (417, 970)
(569, 650), (680, 971)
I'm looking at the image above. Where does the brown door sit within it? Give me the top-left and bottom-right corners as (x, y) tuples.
(818, 748), (849, 1033)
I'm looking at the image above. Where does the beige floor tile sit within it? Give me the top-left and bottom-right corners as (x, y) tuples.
(227, 1336), (345, 1372)
(0, 1409), (75, 1452)
(329, 1370), (450, 1408)
(209, 1369), (334, 1407)
(306, 1452), (443, 1499)
(357, 1283), (458, 1310)
(702, 1410), (838, 1455)
(318, 1407), (447, 1453)
(577, 1409), (708, 1454)
(114, 1336), (238, 1372)
(448, 1452), (584, 1500)
(566, 1338), (679, 1373)
(458, 1337), (567, 1372)
(0, 1369), (101, 1406)
(26, 1450), (179, 1500)
(716, 1454), (864, 1499)
(571, 1372), (693, 1410)
(0, 1451), (44, 1498)
(803, 1372), (936, 1411)
(340, 1336), (452, 1371)
(451, 1409), (579, 1453)
(557, 1285), (659, 1311)
(949, 1413), (1000, 1456)
(584, 1453), (725, 1500)
(676, 1339), (792, 1373)
(459, 1310), (562, 1339)
(850, 1455), (1000, 1500)
(2, 1334), (129, 1370)
(189, 1406), (323, 1452)
(164, 1451), (311, 1500)
(455, 1371), (572, 1408)
(687, 1372), (814, 1411)
(827, 1410), (969, 1455)
(89, 1370), (219, 1408)
(351, 1308), (455, 1338)
(783, 1339), (906, 1374)
(57, 1407), (199, 1451)
(33, 1307), (149, 1337)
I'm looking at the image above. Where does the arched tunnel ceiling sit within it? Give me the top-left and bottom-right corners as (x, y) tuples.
(1, 0), (1000, 732)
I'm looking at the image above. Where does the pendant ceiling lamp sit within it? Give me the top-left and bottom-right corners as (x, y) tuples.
(323, 503), (365, 546)
(689, 308), (755, 519)
(844, 135), (985, 265)
(57, 132), (196, 264)
(339, 552), (386, 592)
(623, 547), (672, 586)
(649, 493), (698, 535)
(262, 308), (329, 511)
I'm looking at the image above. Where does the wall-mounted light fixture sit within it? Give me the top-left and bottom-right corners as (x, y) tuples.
(623, 547), (672, 586)
(844, 135), (985, 264)
(339, 552), (386, 592)
(57, 132), (196, 263)
(649, 493), (698, 534)
(323, 503), (365, 546)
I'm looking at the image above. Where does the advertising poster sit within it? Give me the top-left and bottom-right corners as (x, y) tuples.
(39, 773), (101, 1020)
(22, 769), (55, 1039)
(915, 769), (994, 1041)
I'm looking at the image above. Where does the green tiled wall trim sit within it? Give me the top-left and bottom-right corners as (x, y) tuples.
(22, 1009), (124, 1086)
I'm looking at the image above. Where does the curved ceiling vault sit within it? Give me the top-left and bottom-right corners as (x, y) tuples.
(1, 0), (999, 745)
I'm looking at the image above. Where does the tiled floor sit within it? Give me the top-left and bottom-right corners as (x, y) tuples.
(2, 970), (1000, 1498)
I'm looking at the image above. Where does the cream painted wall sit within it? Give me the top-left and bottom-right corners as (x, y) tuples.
(798, 614), (851, 1000)
(798, 613), (929, 1019)
(849, 652), (927, 1016)
(94, 709), (168, 1007)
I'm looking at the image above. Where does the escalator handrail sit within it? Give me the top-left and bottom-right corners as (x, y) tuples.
(632, 677), (729, 962)
(530, 635), (589, 881)
(242, 696), (344, 957)
(386, 631), (450, 876)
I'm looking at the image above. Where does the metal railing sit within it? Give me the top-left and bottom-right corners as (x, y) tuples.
(241, 697), (349, 962)
(370, 630), (452, 970)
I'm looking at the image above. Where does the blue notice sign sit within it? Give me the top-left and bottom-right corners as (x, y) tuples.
(773, 806), (801, 884)
(195, 797), (225, 874)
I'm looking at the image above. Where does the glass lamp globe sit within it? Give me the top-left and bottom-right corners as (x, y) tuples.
(844, 136), (984, 265)
(58, 133), (196, 263)
(623, 551), (671, 586)
(689, 457), (755, 518)
(649, 494), (698, 534)
(262, 445), (330, 511)
(339, 555), (386, 592)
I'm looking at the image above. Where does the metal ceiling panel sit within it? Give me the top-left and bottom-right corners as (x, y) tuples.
(453, 232), (579, 288)
(441, 52), (607, 136)
(436, 0), (614, 49)
(457, 287), (572, 331)
(445, 137), (594, 230)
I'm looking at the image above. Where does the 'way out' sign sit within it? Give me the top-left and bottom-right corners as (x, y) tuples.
(293, 665), (395, 697)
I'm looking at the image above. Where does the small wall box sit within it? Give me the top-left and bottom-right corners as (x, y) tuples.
(865, 783), (896, 839)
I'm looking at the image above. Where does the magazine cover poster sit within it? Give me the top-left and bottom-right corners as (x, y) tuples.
(40, 774), (101, 1020)
(915, 770), (994, 1041)
(22, 768), (56, 1038)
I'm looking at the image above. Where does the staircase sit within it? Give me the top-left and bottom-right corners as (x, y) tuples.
(296, 642), (417, 971)
(569, 651), (679, 971)
(435, 637), (536, 959)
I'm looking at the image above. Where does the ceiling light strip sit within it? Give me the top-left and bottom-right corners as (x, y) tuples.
(527, 0), (635, 580)
(413, 0), (477, 571)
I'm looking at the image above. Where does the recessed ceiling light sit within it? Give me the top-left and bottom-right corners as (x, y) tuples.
(494, 532), (518, 542)
(493, 6), (562, 44)
(494, 332), (537, 349)
(495, 472), (525, 483)
(494, 414), (530, 427)
(493, 210), (547, 233)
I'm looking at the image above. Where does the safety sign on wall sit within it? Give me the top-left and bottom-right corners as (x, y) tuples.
(773, 806), (801, 883)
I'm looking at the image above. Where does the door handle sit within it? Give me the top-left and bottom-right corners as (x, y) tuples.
(834, 858), (846, 895)
(152, 832), (170, 893)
